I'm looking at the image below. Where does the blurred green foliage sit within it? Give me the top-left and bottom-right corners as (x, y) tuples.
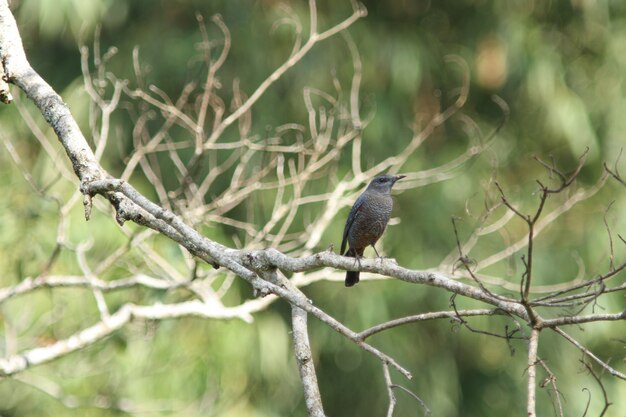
(1, 0), (625, 416)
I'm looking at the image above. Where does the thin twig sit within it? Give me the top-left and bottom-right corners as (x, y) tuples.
(389, 384), (431, 416)
(580, 360), (612, 417)
(358, 309), (503, 340)
(552, 327), (626, 380)
(537, 358), (564, 417)
(383, 362), (396, 417)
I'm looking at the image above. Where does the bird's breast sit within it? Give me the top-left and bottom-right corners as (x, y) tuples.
(348, 193), (393, 248)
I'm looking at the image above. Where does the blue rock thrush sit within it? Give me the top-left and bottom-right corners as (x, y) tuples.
(340, 174), (405, 286)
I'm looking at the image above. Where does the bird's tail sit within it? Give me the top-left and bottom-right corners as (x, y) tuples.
(344, 248), (362, 287)
(345, 270), (360, 287)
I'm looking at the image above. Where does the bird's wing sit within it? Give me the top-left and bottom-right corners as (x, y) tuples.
(341, 195), (364, 255)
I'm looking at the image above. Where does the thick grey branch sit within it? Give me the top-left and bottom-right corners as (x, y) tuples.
(527, 328), (540, 417)
(291, 307), (326, 417)
(250, 249), (528, 319)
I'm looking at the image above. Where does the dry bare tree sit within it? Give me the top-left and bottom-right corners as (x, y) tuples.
(0, 1), (624, 416)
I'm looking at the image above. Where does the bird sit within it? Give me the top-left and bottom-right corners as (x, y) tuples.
(340, 174), (405, 286)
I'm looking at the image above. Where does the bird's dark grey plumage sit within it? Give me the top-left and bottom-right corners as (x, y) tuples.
(341, 174), (405, 286)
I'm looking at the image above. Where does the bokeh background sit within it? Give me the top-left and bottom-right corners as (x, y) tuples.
(1, 0), (625, 416)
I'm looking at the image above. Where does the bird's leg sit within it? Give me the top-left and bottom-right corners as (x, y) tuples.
(350, 247), (362, 271)
(371, 245), (385, 263)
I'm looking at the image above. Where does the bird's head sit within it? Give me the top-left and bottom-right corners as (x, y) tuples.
(366, 174), (406, 193)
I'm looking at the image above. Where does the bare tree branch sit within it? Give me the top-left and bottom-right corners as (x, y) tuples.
(580, 359), (613, 417)
(358, 309), (504, 340)
(389, 384), (431, 416)
(552, 327), (626, 381)
(537, 358), (564, 417)
(292, 307), (326, 417)
(527, 328), (540, 417)
(383, 362), (397, 417)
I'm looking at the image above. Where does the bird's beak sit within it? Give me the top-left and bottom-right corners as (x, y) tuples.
(393, 175), (406, 183)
